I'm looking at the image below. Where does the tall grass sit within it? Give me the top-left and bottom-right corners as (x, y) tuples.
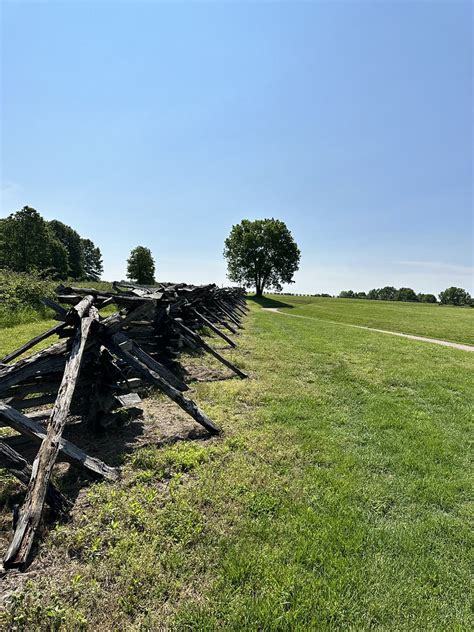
(0, 305), (52, 329)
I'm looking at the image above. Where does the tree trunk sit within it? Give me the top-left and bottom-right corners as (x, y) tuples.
(255, 286), (263, 297)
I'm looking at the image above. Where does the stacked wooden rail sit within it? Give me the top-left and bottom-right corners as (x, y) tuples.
(0, 282), (248, 569)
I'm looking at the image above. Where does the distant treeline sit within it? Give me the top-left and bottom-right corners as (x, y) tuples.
(0, 206), (103, 281)
(271, 287), (472, 306)
(273, 292), (333, 298)
(338, 286), (472, 306)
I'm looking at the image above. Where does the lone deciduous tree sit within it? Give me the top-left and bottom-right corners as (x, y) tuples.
(126, 246), (155, 284)
(224, 218), (300, 296)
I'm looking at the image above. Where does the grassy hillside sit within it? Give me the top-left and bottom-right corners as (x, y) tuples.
(1, 300), (472, 630)
(258, 295), (474, 345)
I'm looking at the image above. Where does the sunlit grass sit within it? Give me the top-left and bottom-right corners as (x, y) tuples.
(0, 319), (58, 360)
(1, 301), (472, 630)
(254, 294), (474, 345)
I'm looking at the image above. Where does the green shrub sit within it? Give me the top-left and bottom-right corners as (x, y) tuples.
(0, 269), (55, 309)
(0, 269), (55, 327)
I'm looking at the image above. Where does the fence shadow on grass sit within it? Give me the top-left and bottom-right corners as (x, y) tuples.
(247, 295), (294, 309)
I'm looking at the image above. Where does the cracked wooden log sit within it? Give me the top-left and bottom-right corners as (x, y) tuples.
(0, 303), (154, 396)
(6, 393), (58, 411)
(201, 305), (238, 335)
(226, 300), (245, 320)
(230, 300), (248, 317)
(4, 297), (98, 569)
(0, 322), (68, 365)
(216, 300), (243, 328)
(4, 377), (64, 398)
(0, 440), (71, 515)
(102, 337), (220, 436)
(173, 318), (248, 379)
(0, 341), (69, 396)
(191, 307), (236, 348)
(0, 294), (111, 395)
(112, 332), (188, 392)
(40, 298), (68, 320)
(104, 302), (154, 335)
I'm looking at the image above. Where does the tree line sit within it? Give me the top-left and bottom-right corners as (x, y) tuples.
(338, 286), (472, 306)
(0, 206), (103, 281)
(0, 207), (161, 286)
(1, 210), (469, 308)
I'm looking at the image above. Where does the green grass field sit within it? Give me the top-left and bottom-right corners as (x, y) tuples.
(1, 298), (472, 630)
(258, 295), (474, 345)
(0, 319), (57, 359)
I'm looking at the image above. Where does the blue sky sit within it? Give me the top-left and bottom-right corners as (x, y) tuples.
(1, 1), (472, 294)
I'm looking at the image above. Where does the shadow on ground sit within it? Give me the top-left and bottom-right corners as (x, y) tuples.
(0, 361), (233, 571)
(247, 295), (294, 309)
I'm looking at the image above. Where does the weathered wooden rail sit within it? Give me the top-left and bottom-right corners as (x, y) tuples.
(0, 282), (248, 569)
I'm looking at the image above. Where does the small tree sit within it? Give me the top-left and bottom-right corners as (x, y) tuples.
(438, 287), (472, 306)
(367, 289), (379, 300)
(223, 218), (300, 296)
(126, 246), (155, 284)
(339, 290), (354, 298)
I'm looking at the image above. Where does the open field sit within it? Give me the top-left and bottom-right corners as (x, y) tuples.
(262, 295), (474, 345)
(1, 299), (472, 630)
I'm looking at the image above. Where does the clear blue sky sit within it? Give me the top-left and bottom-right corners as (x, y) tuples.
(1, 1), (472, 294)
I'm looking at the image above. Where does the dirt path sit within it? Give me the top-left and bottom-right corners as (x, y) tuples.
(263, 308), (474, 352)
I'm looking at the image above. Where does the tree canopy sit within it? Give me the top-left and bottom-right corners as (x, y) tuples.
(395, 287), (418, 302)
(337, 286), (472, 306)
(337, 287), (443, 304)
(223, 218), (300, 296)
(126, 246), (155, 284)
(0, 207), (65, 275)
(48, 220), (84, 279)
(438, 287), (472, 306)
(377, 286), (398, 301)
(0, 206), (103, 281)
(81, 239), (104, 282)
(417, 293), (437, 303)
(339, 290), (355, 298)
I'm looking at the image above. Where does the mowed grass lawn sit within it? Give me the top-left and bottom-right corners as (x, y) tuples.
(1, 300), (472, 630)
(263, 295), (474, 345)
